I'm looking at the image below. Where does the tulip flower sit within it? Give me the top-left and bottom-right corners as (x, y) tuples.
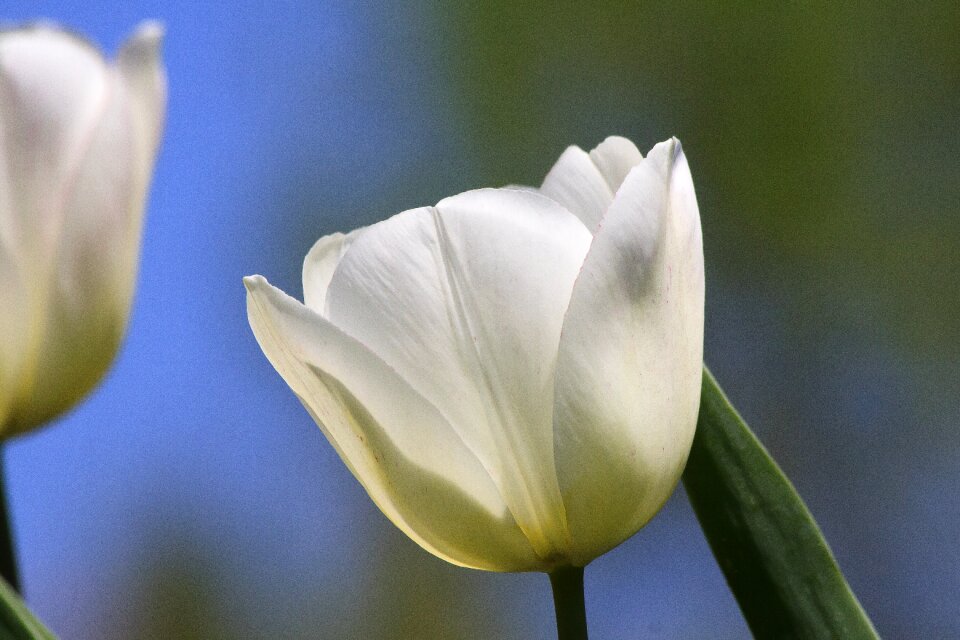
(0, 23), (166, 437)
(246, 136), (703, 576)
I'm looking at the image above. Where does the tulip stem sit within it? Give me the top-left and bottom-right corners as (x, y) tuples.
(549, 565), (588, 640)
(0, 449), (18, 592)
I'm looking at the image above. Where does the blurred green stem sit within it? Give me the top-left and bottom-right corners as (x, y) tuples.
(549, 566), (588, 640)
(0, 449), (18, 592)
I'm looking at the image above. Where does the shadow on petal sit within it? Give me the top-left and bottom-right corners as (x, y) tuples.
(306, 363), (543, 572)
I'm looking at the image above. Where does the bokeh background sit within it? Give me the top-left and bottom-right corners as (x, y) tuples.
(5, 2), (959, 638)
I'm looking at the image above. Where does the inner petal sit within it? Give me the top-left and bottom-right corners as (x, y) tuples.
(325, 188), (592, 560)
(540, 146), (613, 232)
(302, 229), (364, 315)
(588, 136), (644, 193)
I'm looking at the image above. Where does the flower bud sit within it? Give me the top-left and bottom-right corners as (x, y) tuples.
(0, 22), (166, 436)
(246, 136), (704, 571)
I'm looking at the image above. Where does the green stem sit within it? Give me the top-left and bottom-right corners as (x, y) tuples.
(549, 566), (588, 640)
(0, 449), (19, 592)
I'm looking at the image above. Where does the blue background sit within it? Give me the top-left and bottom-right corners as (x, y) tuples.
(5, 2), (959, 638)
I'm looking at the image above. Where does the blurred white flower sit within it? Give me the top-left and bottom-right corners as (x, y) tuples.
(0, 22), (166, 436)
(246, 136), (704, 571)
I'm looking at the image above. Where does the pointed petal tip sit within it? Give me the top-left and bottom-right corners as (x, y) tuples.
(120, 20), (164, 65)
(132, 20), (165, 46)
(670, 136), (683, 157)
(644, 137), (686, 169)
(243, 274), (267, 292)
(651, 135), (677, 152)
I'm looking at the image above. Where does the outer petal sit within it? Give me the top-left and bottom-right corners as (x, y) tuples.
(553, 139), (704, 565)
(117, 22), (166, 168)
(245, 275), (540, 571)
(1, 24), (166, 434)
(0, 26), (110, 433)
(540, 146), (613, 232)
(301, 228), (363, 315)
(325, 189), (593, 562)
(110, 21), (166, 306)
(0, 246), (27, 429)
(0, 25), (109, 268)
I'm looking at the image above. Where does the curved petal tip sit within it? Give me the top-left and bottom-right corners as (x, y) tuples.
(132, 20), (164, 46)
(243, 274), (266, 293)
(647, 136), (682, 164)
(120, 20), (164, 65)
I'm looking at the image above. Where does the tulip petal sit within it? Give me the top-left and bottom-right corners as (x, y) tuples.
(553, 138), (704, 565)
(325, 189), (593, 561)
(540, 146), (614, 232)
(245, 275), (540, 571)
(111, 21), (166, 303)
(0, 27), (112, 431)
(0, 246), (28, 428)
(0, 26), (109, 265)
(0, 25), (166, 433)
(588, 135), (644, 193)
(117, 21), (166, 161)
(301, 229), (364, 315)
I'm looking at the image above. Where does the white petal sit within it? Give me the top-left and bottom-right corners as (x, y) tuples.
(589, 135), (644, 193)
(0, 26), (109, 267)
(2, 25), (166, 432)
(540, 146), (613, 232)
(325, 188), (592, 561)
(301, 228), (363, 315)
(117, 21), (166, 185)
(500, 184), (538, 192)
(110, 21), (165, 303)
(16, 90), (136, 429)
(245, 275), (540, 571)
(553, 138), (704, 565)
(0, 24), (165, 433)
(0, 245), (28, 431)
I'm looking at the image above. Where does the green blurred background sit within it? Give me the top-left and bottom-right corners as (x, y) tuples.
(8, 1), (960, 638)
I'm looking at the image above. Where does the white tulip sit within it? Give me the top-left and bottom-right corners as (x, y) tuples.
(245, 136), (704, 571)
(0, 23), (166, 437)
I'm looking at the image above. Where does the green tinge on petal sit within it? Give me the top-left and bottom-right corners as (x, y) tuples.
(684, 368), (878, 638)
